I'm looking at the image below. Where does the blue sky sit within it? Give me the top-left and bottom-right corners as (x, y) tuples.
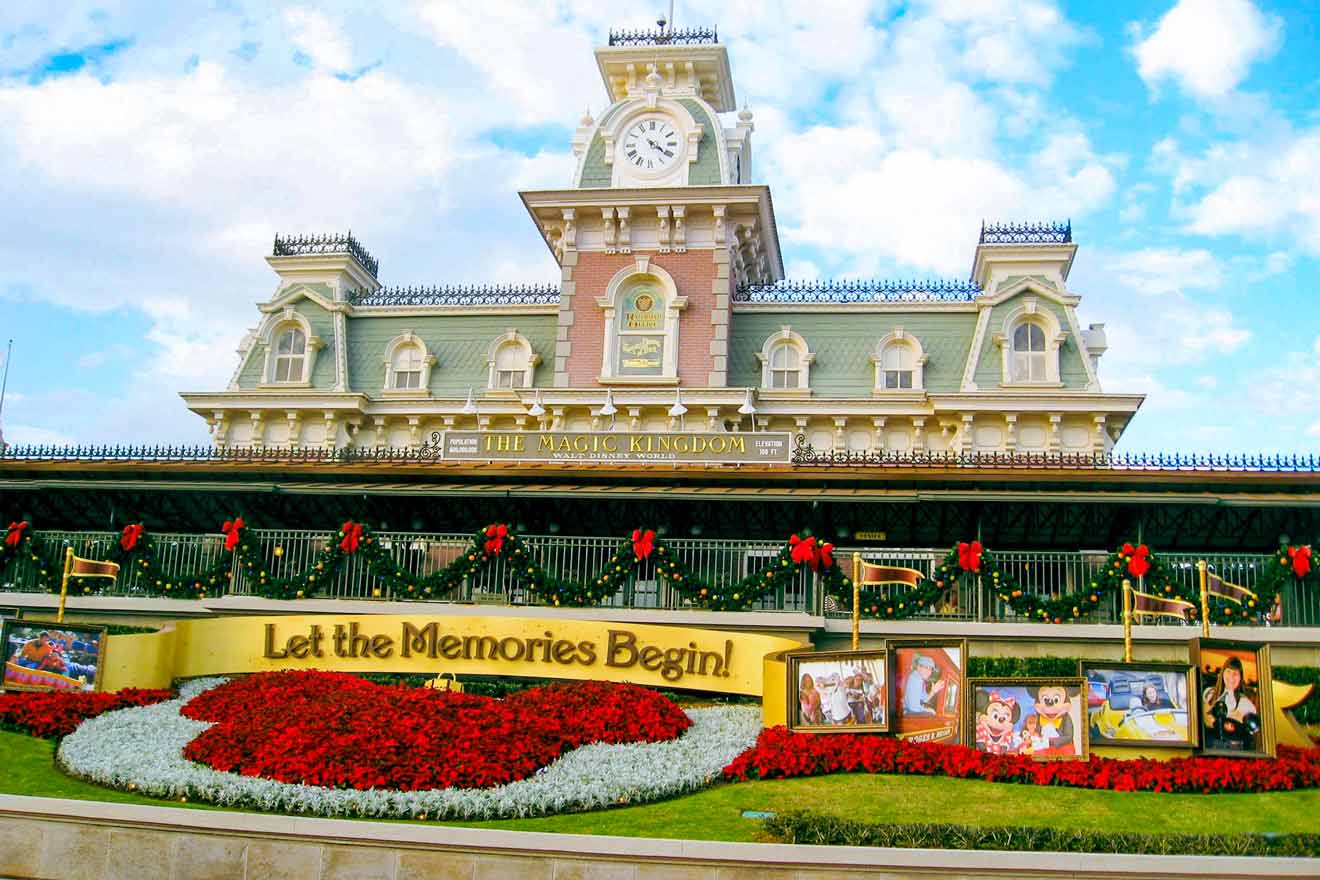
(0, 0), (1317, 452)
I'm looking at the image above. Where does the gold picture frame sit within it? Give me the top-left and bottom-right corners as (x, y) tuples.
(787, 648), (889, 733)
(1079, 660), (1198, 749)
(887, 638), (967, 745)
(1, 619), (107, 693)
(967, 677), (1089, 761)
(1190, 638), (1276, 759)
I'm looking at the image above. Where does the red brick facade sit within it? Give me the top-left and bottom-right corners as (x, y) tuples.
(564, 250), (725, 387)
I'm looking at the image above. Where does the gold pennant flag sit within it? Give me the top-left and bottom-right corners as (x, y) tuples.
(1131, 588), (1195, 622)
(69, 556), (120, 579)
(1207, 573), (1256, 606)
(858, 562), (925, 587)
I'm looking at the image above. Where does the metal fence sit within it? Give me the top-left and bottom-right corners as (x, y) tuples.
(2, 530), (1311, 627)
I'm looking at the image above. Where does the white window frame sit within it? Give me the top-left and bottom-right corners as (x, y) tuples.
(486, 329), (540, 391)
(381, 331), (437, 397)
(259, 308), (323, 388)
(756, 326), (814, 394)
(596, 257), (687, 385)
(993, 298), (1066, 387)
(871, 329), (928, 393)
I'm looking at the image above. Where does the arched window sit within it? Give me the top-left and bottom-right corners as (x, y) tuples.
(597, 259), (686, 383)
(272, 327), (306, 383)
(871, 330), (927, 392)
(391, 343), (424, 389)
(757, 327), (813, 392)
(1012, 322), (1047, 383)
(381, 331), (437, 395)
(486, 329), (540, 390)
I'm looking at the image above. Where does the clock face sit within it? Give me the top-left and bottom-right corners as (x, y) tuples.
(622, 117), (680, 172)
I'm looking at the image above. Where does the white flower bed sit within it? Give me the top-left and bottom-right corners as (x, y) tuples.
(57, 678), (761, 820)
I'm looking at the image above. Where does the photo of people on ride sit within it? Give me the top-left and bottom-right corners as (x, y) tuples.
(1, 620), (106, 692)
(789, 649), (888, 733)
(890, 640), (965, 744)
(969, 678), (1087, 760)
(1192, 639), (1275, 758)
(1081, 662), (1196, 748)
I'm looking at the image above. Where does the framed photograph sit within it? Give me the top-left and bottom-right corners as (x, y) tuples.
(968, 677), (1088, 760)
(788, 648), (889, 733)
(888, 639), (967, 745)
(1080, 661), (1197, 748)
(1, 620), (107, 693)
(1191, 639), (1275, 758)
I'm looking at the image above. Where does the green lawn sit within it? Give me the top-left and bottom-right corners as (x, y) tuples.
(4, 730), (1319, 842)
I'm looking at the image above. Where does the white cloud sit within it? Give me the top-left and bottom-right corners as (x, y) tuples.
(1131, 0), (1281, 100)
(283, 8), (354, 73)
(1108, 248), (1223, 296)
(2, 424), (76, 446)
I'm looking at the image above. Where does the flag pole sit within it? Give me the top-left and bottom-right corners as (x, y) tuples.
(1197, 559), (1210, 638)
(57, 547), (73, 624)
(851, 552), (861, 651)
(1121, 578), (1133, 662)
(0, 339), (12, 452)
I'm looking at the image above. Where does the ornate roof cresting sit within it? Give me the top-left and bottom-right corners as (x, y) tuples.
(273, 233), (379, 278)
(348, 283), (561, 307)
(979, 221), (1072, 245)
(607, 27), (718, 46)
(735, 278), (982, 304)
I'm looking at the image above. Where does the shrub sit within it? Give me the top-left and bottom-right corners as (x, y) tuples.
(0, 688), (174, 739)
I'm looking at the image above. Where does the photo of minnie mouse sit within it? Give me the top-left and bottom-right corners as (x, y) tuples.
(969, 678), (1087, 761)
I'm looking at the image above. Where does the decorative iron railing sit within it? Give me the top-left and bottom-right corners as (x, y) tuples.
(3, 441), (1320, 473)
(607, 27), (718, 46)
(735, 278), (981, 303)
(979, 221), (1072, 245)
(2, 529), (1312, 627)
(348, 283), (560, 307)
(272, 232), (379, 277)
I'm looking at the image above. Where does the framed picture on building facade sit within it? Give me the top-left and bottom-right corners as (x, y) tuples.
(888, 639), (966, 745)
(968, 677), (1088, 760)
(1079, 660), (1198, 749)
(1, 620), (107, 693)
(788, 648), (889, 733)
(1191, 639), (1275, 758)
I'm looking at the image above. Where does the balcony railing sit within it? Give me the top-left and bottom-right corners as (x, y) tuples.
(1, 530), (1311, 628)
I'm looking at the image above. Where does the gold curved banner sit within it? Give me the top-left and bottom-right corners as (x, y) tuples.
(100, 615), (804, 696)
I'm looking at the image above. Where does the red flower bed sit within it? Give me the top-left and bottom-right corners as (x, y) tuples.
(724, 726), (1320, 794)
(0, 688), (174, 739)
(181, 671), (691, 790)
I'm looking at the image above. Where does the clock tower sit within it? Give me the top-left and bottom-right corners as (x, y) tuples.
(520, 27), (783, 395)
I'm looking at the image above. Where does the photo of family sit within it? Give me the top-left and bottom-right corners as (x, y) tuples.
(1, 621), (106, 692)
(1191, 639), (1274, 758)
(890, 640), (965, 744)
(970, 678), (1087, 760)
(789, 649), (888, 733)
(1081, 662), (1195, 748)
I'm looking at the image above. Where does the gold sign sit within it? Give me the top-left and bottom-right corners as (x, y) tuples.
(619, 335), (664, 374)
(97, 615), (804, 696)
(622, 288), (663, 330)
(442, 431), (792, 464)
(855, 531), (888, 541)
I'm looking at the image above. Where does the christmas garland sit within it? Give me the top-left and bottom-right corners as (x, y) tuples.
(231, 521), (854, 611)
(0, 521), (233, 600)
(1258, 545), (1318, 609)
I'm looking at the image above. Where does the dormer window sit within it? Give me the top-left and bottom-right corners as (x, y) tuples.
(273, 329), (305, 383)
(757, 327), (814, 393)
(486, 329), (540, 390)
(872, 330), (927, 392)
(382, 331), (436, 396)
(1012, 322), (1047, 383)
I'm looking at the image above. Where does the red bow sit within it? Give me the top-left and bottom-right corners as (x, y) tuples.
(120, 523), (145, 552)
(222, 518), (245, 552)
(1288, 545), (1312, 579)
(484, 523), (509, 556)
(817, 541), (834, 571)
(632, 529), (656, 561)
(339, 521), (363, 554)
(958, 540), (983, 573)
(4, 521), (28, 548)
(1122, 543), (1151, 578)
(789, 534), (817, 567)
(987, 690), (1016, 709)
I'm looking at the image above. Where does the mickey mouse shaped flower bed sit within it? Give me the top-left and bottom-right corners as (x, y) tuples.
(179, 671), (690, 790)
(58, 671), (762, 819)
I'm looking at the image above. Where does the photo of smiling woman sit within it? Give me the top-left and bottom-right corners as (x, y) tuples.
(787, 649), (888, 733)
(1192, 639), (1275, 758)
